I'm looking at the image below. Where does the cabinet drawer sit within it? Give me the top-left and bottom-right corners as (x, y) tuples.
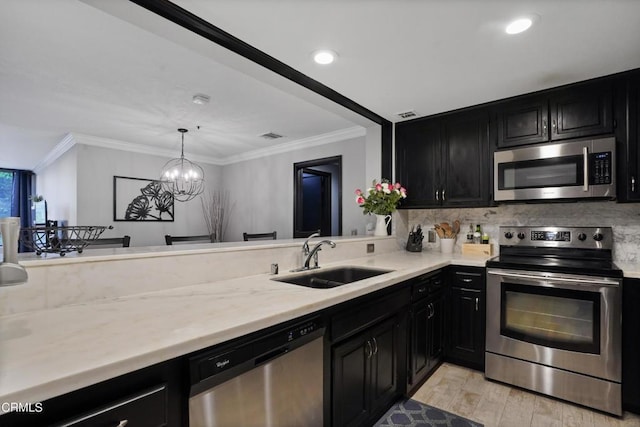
(55, 384), (167, 427)
(453, 270), (484, 290)
(411, 272), (443, 301)
(332, 287), (410, 343)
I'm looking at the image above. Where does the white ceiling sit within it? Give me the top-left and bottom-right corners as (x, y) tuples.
(2, 0), (640, 171)
(174, 0), (640, 120)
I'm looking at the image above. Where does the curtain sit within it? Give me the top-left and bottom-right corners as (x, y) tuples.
(10, 170), (35, 252)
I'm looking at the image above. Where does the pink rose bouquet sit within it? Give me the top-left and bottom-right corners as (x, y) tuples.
(355, 179), (407, 215)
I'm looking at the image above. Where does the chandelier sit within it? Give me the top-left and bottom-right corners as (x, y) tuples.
(160, 128), (204, 202)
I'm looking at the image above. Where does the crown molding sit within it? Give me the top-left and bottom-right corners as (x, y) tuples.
(70, 133), (225, 165)
(33, 133), (77, 174)
(34, 126), (366, 171)
(220, 126), (366, 165)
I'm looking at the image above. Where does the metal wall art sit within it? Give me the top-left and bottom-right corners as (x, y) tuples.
(113, 176), (174, 221)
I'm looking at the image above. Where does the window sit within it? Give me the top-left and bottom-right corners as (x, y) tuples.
(0, 169), (34, 249)
(0, 170), (13, 246)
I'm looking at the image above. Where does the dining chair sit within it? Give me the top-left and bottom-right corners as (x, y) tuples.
(90, 235), (131, 248)
(243, 231), (277, 241)
(165, 234), (213, 245)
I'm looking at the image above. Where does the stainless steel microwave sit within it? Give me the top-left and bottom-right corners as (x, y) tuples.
(494, 137), (616, 201)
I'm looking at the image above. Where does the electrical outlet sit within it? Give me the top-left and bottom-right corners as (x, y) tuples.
(367, 243), (375, 253)
(428, 230), (436, 243)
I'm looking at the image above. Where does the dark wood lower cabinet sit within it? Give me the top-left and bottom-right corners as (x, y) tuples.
(408, 291), (444, 393)
(623, 278), (640, 413)
(332, 316), (399, 427)
(446, 267), (485, 371)
(0, 358), (186, 427)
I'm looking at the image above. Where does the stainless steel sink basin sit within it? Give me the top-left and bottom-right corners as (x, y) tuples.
(272, 266), (393, 289)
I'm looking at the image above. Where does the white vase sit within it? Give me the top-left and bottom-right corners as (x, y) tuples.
(374, 214), (392, 236)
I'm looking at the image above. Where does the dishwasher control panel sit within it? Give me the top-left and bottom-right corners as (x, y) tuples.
(287, 320), (319, 341)
(190, 317), (324, 387)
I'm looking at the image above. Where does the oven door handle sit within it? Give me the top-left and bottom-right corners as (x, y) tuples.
(583, 146), (589, 192)
(487, 270), (619, 287)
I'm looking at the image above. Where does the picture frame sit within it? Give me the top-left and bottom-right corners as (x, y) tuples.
(113, 176), (174, 222)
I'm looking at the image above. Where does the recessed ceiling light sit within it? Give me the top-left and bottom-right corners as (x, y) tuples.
(506, 17), (533, 35)
(312, 50), (338, 65)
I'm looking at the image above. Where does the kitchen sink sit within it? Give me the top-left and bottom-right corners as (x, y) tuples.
(272, 266), (393, 289)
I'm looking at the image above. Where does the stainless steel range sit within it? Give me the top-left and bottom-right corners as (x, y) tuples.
(485, 226), (623, 415)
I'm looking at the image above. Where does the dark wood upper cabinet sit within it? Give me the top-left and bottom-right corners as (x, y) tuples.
(441, 112), (490, 206)
(550, 82), (613, 140)
(395, 118), (441, 208)
(625, 73), (640, 200)
(497, 96), (549, 147)
(496, 81), (614, 149)
(395, 110), (491, 209)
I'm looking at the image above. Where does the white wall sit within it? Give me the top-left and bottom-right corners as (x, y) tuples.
(35, 127), (383, 245)
(36, 143), (222, 247)
(222, 135), (371, 241)
(36, 146), (78, 226)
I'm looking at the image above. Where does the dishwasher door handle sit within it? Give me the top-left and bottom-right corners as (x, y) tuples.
(255, 346), (289, 365)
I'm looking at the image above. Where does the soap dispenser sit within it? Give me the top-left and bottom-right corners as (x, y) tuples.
(0, 217), (28, 286)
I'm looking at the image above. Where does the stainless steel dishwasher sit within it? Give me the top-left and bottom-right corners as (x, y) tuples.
(188, 317), (324, 427)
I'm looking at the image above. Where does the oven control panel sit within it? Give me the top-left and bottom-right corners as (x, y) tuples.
(531, 230), (571, 242)
(499, 226), (613, 249)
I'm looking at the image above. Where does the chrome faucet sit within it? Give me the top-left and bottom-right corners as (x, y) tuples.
(302, 232), (320, 258)
(304, 240), (336, 269)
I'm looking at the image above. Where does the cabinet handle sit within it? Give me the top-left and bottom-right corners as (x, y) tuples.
(542, 119), (547, 134)
(116, 421), (129, 427)
(442, 188), (446, 201)
(435, 190), (439, 201)
(372, 337), (378, 355)
(632, 176), (636, 192)
(428, 303), (435, 319)
(552, 119), (557, 133)
(365, 340), (373, 359)
(462, 278), (473, 283)
(475, 297), (479, 312)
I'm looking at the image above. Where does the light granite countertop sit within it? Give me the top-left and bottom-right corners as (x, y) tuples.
(0, 250), (488, 413)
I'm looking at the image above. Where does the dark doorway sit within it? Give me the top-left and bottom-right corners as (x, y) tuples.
(294, 156), (342, 238)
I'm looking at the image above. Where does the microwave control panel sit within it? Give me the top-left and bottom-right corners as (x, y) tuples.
(590, 151), (612, 185)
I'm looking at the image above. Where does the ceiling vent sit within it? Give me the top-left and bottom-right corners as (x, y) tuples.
(397, 110), (417, 119)
(260, 132), (284, 140)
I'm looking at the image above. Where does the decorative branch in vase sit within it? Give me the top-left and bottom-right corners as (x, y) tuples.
(355, 179), (407, 236)
(201, 189), (232, 243)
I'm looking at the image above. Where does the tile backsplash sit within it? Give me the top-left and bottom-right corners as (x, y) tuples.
(396, 201), (640, 263)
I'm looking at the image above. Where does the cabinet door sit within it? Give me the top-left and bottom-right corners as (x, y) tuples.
(427, 292), (445, 373)
(449, 287), (484, 369)
(369, 317), (398, 415)
(627, 74), (640, 201)
(550, 82), (613, 141)
(497, 97), (549, 147)
(409, 299), (430, 385)
(395, 119), (442, 207)
(441, 111), (491, 207)
(332, 333), (370, 427)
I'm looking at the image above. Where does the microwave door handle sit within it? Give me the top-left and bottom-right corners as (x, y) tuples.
(583, 146), (589, 192)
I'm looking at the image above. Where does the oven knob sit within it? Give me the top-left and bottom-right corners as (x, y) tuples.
(593, 233), (604, 241)
(577, 233), (587, 241)
(504, 232), (513, 239)
(517, 232), (526, 240)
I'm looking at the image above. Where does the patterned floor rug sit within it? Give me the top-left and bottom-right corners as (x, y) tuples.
(373, 398), (484, 427)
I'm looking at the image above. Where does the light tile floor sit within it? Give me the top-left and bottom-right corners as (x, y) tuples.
(410, 363), (640, 427)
